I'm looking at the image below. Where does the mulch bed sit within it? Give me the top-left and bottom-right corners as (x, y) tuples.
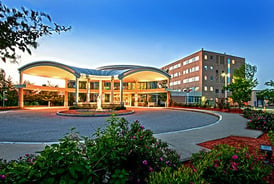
(197, 133), (274, 183)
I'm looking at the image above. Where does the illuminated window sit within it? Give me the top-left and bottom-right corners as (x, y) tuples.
(232, 59), (235, 64)
(210, 66), (213, 70)
(204, 86), (208, 91)
(204, 65), (208, 70)
(204, 55), (208, 60)
(204, 75), (207, 80)
(210, 86), (214, 91)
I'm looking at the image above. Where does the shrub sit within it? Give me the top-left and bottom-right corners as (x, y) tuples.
(88, 116), (181, 183)
(113, 106), (126, 110)
(148, 144), (272, 184)
(0, 117), (180, 184)
(244, 109), (274, 131)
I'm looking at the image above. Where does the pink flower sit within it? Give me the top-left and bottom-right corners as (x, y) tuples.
(232, 155), (238, 160)
(25, 153), (29, 157)
(214, 163), (219, 167)
(149, 167), (153, 172)
(160, 157), (163, 161)
(142, 160), (148, 165)
(0, 175), (5, 180)
(140, 125), (144, 130)
(193, 168), (197, 172)
(133, 136), (136, 139)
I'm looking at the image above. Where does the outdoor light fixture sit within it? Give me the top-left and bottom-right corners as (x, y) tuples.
(260, 145), (273, 164)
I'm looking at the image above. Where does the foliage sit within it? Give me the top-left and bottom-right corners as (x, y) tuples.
(257, 80), (274, 105)
(149, 144), (272, 184)
(89, 116), (181, 183)
(0, 69), (18, 106)
(227, 63), (258, 107)
(0, 2), (71, 62)
(0, 117), (180, 183)
(268, 130), (274, 147)
(243, 108), (274, 132)
(112, 105), (126, 110)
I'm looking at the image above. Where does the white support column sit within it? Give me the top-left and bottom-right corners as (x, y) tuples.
(75, 77), (79, 105)
(87, 79), (90, 102)
(110, 76), (114, 104)
(96, 80), (103, 110)
(120, 79), (124, 106)
(19, 72), (24, 109)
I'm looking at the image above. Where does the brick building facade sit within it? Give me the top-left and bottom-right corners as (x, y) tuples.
(161, 49), (245, 105)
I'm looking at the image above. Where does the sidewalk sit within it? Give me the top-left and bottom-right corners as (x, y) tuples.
(0, 108), (263, 161)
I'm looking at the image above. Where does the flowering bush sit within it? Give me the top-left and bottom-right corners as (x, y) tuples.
(244, 108), (274, 131)
(148, 144), (272, 184)
(0, 116), (180, 183)
(88, 116), (181, 183)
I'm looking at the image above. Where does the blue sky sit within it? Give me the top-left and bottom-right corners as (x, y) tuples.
(1, 0), (274, 89)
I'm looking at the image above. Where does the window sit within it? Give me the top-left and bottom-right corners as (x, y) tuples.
(174, 73), (178, 77)
(79, 81), (87, 89)
(215, 89), (219, 93)
(204, 65), (207, 70)
(90, 82), (99, 89)
(232, 59), (235, 64)
(210, 55), (214, 60)
(204, 75), (207, 80)
(210, 86), (214, 91)
(104, 94), (110, 102)
(210, 66), (213, 70)
(104, 82), (110, 90)
(183, 56), (199, 66)
(210, 76), (213, 81)
(204, 86), (208, 91)
(204, 55), (208, 60)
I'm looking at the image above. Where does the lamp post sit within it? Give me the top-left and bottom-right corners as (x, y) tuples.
(221, 73), (228, 104)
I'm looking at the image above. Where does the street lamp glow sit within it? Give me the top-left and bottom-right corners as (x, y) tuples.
(221, 72), (228, 104)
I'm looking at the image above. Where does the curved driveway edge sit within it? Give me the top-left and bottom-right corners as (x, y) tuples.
(154, 108), (264, 161)
(154, 108), (222, 136)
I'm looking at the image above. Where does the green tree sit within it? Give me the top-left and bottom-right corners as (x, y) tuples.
(0, 2), (71, 63)
(0, 68), (18, 106)
(256, 80), (274, 105)
(227, 63), (258, 107)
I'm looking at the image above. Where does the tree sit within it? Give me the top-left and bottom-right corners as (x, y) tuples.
(0, 2), (71, 63)
(256, 80), (274, 106)
(227, 63), (258, 107)
(0, 68), (18, 106)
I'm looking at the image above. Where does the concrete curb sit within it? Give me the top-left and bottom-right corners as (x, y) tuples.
(56, 110), (135, 117)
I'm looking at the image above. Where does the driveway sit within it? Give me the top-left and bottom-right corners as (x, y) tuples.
(0, 108), (219, 142)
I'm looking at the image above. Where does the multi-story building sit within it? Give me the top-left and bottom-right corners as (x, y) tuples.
(161, 49), (245, 105)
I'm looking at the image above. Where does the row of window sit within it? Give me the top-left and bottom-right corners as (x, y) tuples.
(183, 76), (199, 84)
(183, 56), (199, 66)
(169, 63), (181, 71)
(67, 81), (163, 90)
(171, 72), (181, 78)
(183, 66), (199, 75)
(170, 80), (181, 86)
(168, 56), (200, 71)
(204, 54), (236, 65)
(204, 86), (225, 94)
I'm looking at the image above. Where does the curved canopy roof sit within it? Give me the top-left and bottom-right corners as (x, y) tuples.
(19, 61), (170, 81)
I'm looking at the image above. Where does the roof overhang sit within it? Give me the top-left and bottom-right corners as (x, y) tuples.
(118, 67), (170, 81)
(19, 61), (79, 80)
